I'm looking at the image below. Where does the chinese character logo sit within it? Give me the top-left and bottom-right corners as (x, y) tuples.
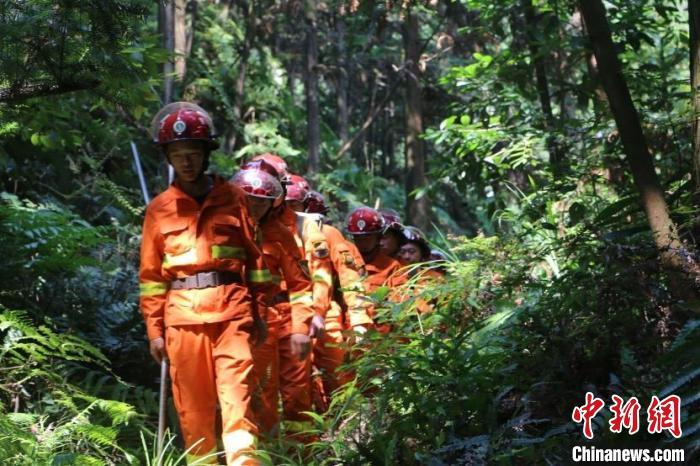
(572, 392), (605, 440)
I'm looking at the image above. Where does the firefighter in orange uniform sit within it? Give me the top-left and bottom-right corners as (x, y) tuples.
(139, 103), (269, 465)
(231, 163), (317, 438)
(345, 206), (406, 333)
(302, 191), (373, 410)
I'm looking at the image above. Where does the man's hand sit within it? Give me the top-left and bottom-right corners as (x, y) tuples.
(309, 314), (326, 339)
(149, 337), (167, 364)
(290, 333), (312, 360)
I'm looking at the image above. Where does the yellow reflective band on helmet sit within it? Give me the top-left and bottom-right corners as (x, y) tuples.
(185, 448), (218, 465)
(312, 270), (333, 286)
(211, 244), (247, 260)
(163, 248), (197, 267)
(290, 291), (313, 305)
(247, 269), (273, 283)
(139, 281), (170, 296)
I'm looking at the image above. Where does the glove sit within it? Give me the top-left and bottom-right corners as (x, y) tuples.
(309, 314), (326, 339)
(290, 333), (312, 360)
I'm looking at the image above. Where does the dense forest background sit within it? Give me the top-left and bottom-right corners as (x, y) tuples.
(1, 0), (699, 464)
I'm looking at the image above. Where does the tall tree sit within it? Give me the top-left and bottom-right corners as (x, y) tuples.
(579, 0), (699, 279)
(159, 0), (174, 103)
(225, 0), (256, 154)
(173, 0), (188, 81)
(335, 13), (350, 146)
(690, 0), (700, 190)
(305, 0), (321, 173)
(403, 8), (430, 231)
(521, 0), (563, 174)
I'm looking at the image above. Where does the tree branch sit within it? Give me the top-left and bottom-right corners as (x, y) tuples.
(0, 79), (100, 103)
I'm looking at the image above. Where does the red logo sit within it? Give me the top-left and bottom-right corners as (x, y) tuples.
(573, 393), (682, 439)
(647, 395), (682, 438)
(572, 392), (605, 440)
(609, 395), (641, 435)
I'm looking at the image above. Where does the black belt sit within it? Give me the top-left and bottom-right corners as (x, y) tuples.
(171, 271), (242, 290)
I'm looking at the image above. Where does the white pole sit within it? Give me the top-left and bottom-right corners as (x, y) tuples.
(130, 141), (151, 205)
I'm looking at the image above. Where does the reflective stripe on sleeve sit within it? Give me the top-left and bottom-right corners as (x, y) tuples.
(139, 281), (170, 296)
(290, 291), (313, 305)
(312, 269), (333, 286)
(211, 244), (247, 260)
(247, 269), (273, 283)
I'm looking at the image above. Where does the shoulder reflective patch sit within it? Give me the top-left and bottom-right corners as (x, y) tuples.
(163, 247), (197, 267)
(211, 244), (247, 260)
(139, 281), (170, 296)
(247, 269), (273, 283)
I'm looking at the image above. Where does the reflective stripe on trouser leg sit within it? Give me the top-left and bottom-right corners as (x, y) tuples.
(312, 329), (348, 400)
(213, 320), (259, 465)
(166, 325), (219, 462)
(278, 333), (313, 425)
(251, 313), (280, 435)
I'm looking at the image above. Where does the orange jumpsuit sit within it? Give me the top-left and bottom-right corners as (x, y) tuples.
(139, 176), (270, 465)
(250, 217), (314, 436)
(361, 252), (405, 332)
(273, 206), (331, 433)
(310, 224), (372, 409)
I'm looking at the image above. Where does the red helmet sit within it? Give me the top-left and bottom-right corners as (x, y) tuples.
(346, 206), (385, 235)
(289, 174), (310, 191)
(152, 102), (218, 149)
(231, 169), (283, 200)
(304, 191), (329, 214)
(241, 159), (280, 179)
(379, 208), (403, 232)
(251, 153), (290, 182)
(286, 173), (309, 202)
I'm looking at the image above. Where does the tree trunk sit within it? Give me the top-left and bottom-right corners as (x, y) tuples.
(159, 0), (174, 104)
(522, 0), (563, 174)
(185, 0), (197, 57)
(174, 0), (187, 80)
(403, 10), (431, 232)
(579, 0), (698, 279)
(225, 0), (255, 154)
(690, 0), (700, 190)
(305, 0), (321, 174)
(335, 14), (350, 145)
